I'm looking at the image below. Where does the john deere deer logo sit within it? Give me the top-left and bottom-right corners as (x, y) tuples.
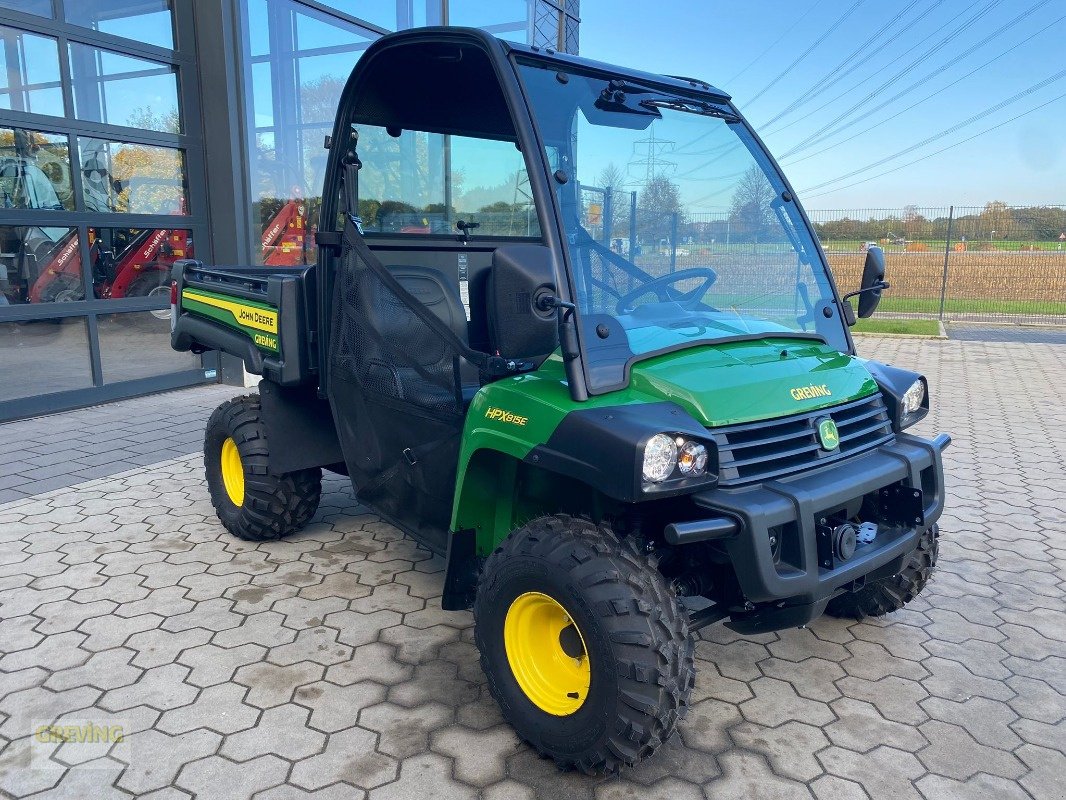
(816, 417), (839, 451)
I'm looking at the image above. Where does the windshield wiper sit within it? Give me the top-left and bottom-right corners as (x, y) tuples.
(641, 98), (740, 122)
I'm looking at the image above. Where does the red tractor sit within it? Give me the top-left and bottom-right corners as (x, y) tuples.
(28, 226), (192, 305)
(260, 195), (311, 266)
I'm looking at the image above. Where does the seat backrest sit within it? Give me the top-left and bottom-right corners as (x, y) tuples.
(388, 265), (469, 350)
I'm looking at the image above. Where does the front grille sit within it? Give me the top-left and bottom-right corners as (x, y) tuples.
(711, 394), (894, 486)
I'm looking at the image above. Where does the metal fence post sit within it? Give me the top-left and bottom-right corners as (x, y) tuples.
(938, 205), (954, 320)
(629, 190), (638, 253)
(603, 188), (613, 246)
(629, 190), (638, 292)
(670, 212), (679, 272)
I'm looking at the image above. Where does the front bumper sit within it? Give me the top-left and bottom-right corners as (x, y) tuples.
(684, 432), (950, 633)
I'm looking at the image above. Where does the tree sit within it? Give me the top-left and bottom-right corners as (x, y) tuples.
(125, 106), (180, 134)
(979, 201), (1012, 238)
(637, 175), (684, 242)
(595, 162), (630, 236)
(728, 165), (775, 243)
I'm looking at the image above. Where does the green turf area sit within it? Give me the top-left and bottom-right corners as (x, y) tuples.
(852, 318), (942, 336)
(877, 297), (1066, 315)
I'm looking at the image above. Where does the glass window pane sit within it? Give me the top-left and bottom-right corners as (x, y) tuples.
(87, 226), (193, 301)
(312, 0), (397, 30)
(98, 311), (199, 382)
(78, 137), (188, 214)
(0, 25), (64, 117)
(0, 225), (80, 304)
(295, 10), (375, 51)
(0, 0), (53, 18)
(0, 127), (73, 210)
(0, 317), (92, 401)
(448, 0), (530, 29)
(69, 43), (180, 133)
(65, 0), (174, 50)
(358, 126), (540, 238)
(244, 0), (376, 265)
(247, 0), (270, 57)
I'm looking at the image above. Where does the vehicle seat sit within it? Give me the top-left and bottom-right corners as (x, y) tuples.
(365, 264), (481, 409)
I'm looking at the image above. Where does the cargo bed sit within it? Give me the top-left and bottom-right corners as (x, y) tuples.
(171, 259), (317, 386)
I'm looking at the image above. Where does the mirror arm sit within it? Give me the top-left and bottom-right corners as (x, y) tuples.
(841, 280), (890, 304)
(537, 294), (587, 401)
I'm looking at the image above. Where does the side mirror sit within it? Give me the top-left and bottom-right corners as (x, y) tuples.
(842, 245), (889, 322)
(857, 245), (886, 318)
(489, 244), (559, 360)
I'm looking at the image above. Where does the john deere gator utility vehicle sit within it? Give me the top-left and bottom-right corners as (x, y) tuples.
(172, 27), (950, 773)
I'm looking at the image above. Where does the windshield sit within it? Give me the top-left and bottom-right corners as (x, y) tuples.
(516, 61), (849, 394)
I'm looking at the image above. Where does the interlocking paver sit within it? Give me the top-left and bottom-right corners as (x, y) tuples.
(156, 682), (261, 735)
(430, 724), (520, 787)
(233, 660), (324, 708)
(117, 729), (223, 795)
(0, 337), (1063, 798)
(288, 726), (397, 790)
(175, 753), (288, 800)
(219, 703), (326, 761)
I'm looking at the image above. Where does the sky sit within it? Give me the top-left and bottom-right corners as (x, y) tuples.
(578, 0), (1066, 210)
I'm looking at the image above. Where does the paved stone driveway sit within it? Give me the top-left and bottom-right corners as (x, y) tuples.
(0, 336), (1063, 799)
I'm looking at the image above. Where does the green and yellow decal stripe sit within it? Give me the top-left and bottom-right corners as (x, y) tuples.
(181, 288), (280, 352)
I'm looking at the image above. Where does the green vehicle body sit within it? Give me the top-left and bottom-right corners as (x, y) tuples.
(171, 25), (949, 641)
(453, 337), (878, 555)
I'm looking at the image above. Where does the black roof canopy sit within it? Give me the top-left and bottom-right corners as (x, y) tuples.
(338, 27), (731, 142)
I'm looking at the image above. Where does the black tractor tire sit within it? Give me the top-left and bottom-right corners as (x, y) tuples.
(825, 524), (939, 619)
(204, 394), (321, 541)
(474, 515), (695, 774)
(121, 270), (173, 329)
(39, 273), (85, 303)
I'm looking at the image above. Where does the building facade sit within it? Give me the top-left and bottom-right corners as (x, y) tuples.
(0, 0), (579, 421)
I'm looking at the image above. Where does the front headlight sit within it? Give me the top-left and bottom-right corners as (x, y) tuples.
(642, 433), (677, 483)
(643, 434), (712, 484)
(677, 440), (708, 475)
(902, 379), (925, 415)
(900, 378), (927, 428)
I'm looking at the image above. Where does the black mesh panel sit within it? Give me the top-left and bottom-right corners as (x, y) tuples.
(327, 217), (472, 554)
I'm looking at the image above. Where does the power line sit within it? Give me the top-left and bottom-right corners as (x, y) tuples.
(777, 0), (1003, 157)
(782, 10), (1066, 167)
(745, 0), (867, 106)
(723, 0), (825, 85)
(800, 90), (1066, 200)
(798, 68), (1066, 194)
(758, 0), (927, 129)
(783, 0), (1051, 157)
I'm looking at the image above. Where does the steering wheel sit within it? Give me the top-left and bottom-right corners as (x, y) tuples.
(615, 268), (718, 315)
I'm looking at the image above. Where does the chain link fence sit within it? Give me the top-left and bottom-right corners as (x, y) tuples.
(807, 205), (1066, 325)
(577, 189), (1066, 326)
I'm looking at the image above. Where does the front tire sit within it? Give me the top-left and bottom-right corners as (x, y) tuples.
(204, 395), (322, 541)
(474, 515), (694, 774)
(825, 524), (939, 619)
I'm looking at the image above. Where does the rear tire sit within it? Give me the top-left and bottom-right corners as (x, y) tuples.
(124, 270), (173, 325)
(474, 515), (694, 774)
(825, 524), (939, 619)
(204, 395), (321, 541)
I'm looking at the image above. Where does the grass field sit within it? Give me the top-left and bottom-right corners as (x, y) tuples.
(876, 296), (1066, 315)
(852, 318), (942, 336)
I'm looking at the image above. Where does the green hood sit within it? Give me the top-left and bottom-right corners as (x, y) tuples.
(628, 338), (878, 427)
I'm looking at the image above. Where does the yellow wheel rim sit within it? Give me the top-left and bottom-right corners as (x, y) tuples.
(220, 437), (245, 506)
(503, 591), (591, 716)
